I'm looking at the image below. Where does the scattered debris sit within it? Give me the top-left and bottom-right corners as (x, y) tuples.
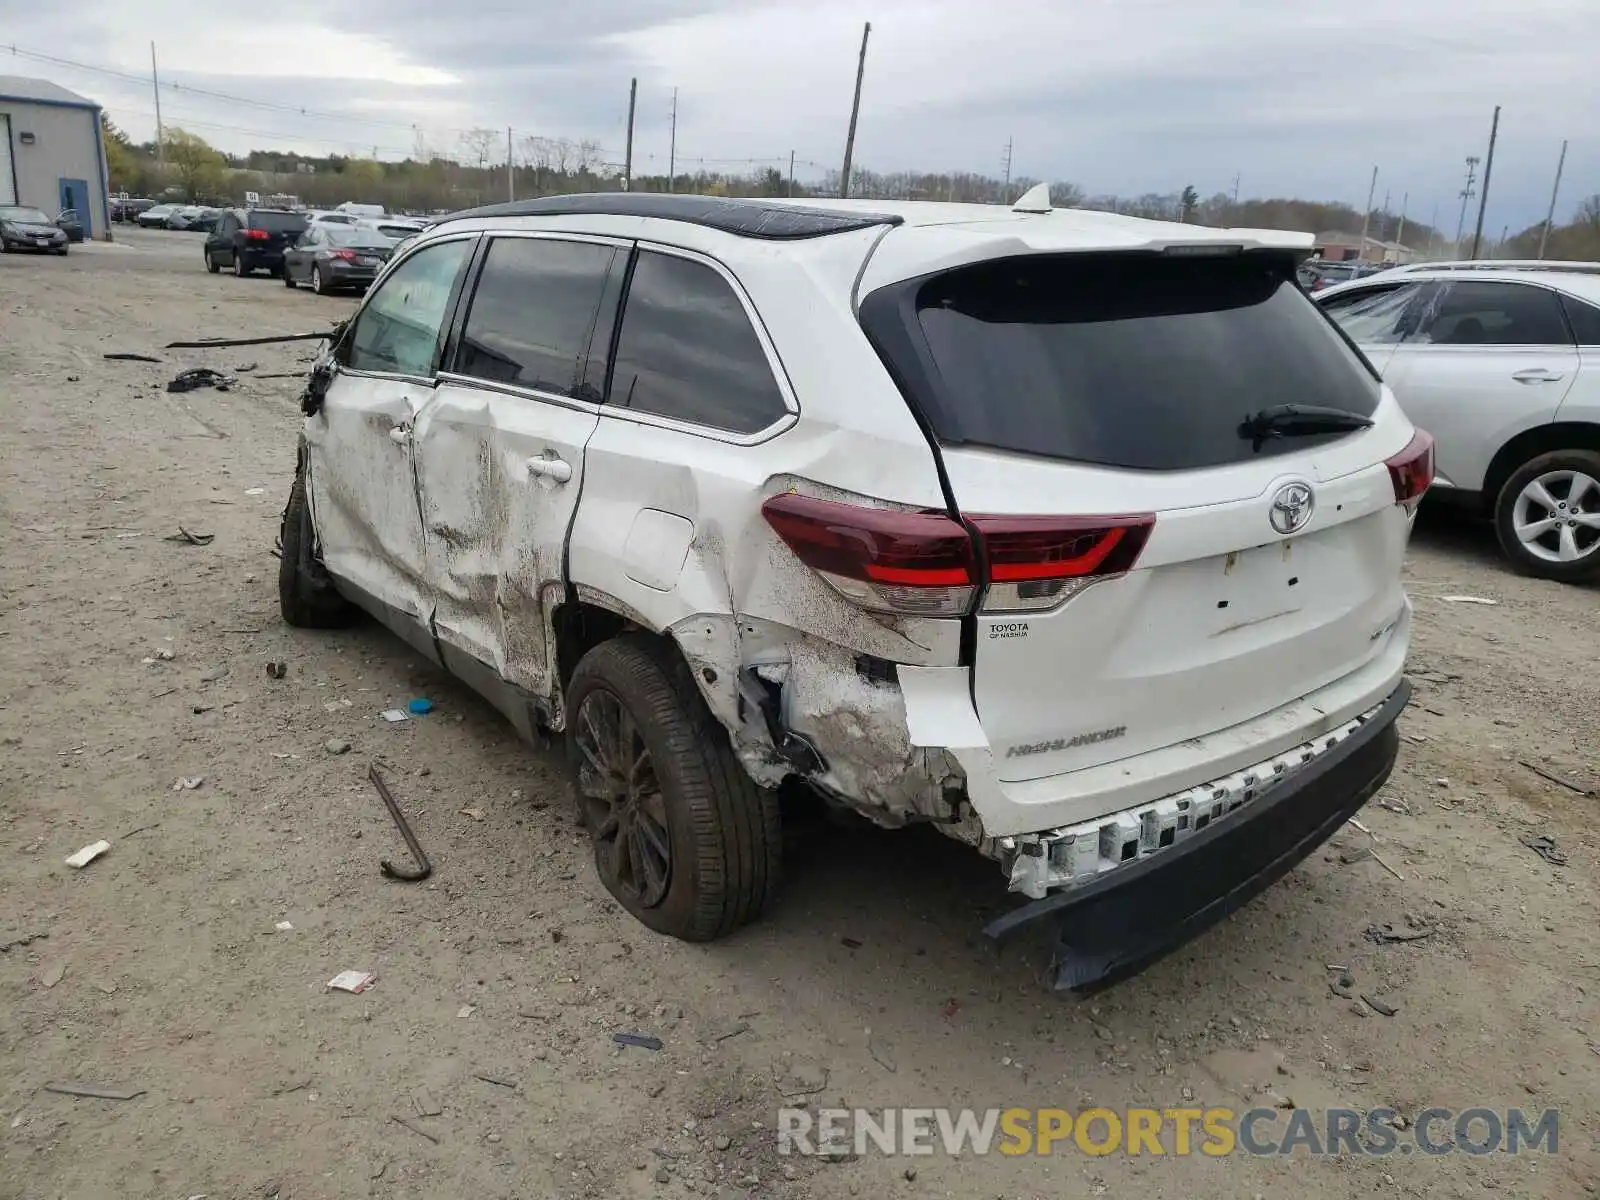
(389, 1114), (439, 1144)
(324, 699), (354, 713)
(244, 487), (266, 497)
(412, 1088), (442, 1117)
(457, 1004), (476, 1019)
(941, 998), (961, 1019)
(325, 739), (351, 756)
(43, 1082), (145, 1101)
(840, 937), (863, 949)
(103, 352), (163, 363)
(613, 1033), (664, 1052)
(234, 361), (259, 372)
(1438, 595), (1497, 605)
(164, 526), (214, 546)
(778, 1062), (829, 1097)
(369, 763), (433, 882)
(475, 1073), (518, 1089)
(173, 776), (205, 791)
(1366, 921), (1432, 944)
(166, 328), (344, 350)
(381, 709), (409, 723)
(326, 970), (377, 994)
(1338, 847), (1373, 865)
(0, 931), (48, 954)
(867, 1032), (897, 1073)
(166, 367), (234, 394)
(1519, 760), (1597, 797)
(64, 841), (111, 869)
(1370, 850), (1405, 881)
(270, 1079), (311, 1097)
(1347, 817), (1375, 838)
(265, 661), (288, 680)
(38, 960), (66, 988)
(273, 921), (294, 933)
(1519, 835), (1568, 867)
(1362, 994), (1399, 1017)
(407, 697), (434, 715)
(200, 665), (229, 683)
(459, 807), (484, 822)
(706, 1019), (751, 1044)
(1329, 970), (1357, 999)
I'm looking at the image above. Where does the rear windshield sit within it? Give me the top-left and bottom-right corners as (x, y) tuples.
(327, 228), (393, 248)
(250, 211), (308, 233)
(899, 254), (1381, 471)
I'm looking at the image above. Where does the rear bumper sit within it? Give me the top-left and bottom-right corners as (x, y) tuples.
(983, 678), (1408, 991)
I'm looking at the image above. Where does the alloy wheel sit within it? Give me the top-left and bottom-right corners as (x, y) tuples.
(1512, 469), (1600, 564)
(573, 687), (671, 907)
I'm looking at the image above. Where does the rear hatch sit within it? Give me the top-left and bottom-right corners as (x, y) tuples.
(248, 211), (308, 253)
(859, 248), (1427, 782)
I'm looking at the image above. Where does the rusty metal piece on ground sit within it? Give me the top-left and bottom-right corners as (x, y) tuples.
(369, 763), (432, 881)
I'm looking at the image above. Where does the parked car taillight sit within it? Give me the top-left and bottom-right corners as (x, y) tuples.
(1386, 430), (1435, 513)
(244, 229), (271, 241)
(759, 494), (1154, 617)
(329, 249), (358, 261)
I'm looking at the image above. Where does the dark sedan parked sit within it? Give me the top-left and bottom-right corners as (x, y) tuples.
(0, 206), (70, 255)
(283, 225), (396, 294)
(204, 208), (308, 277)
(56, 209), (85, 243)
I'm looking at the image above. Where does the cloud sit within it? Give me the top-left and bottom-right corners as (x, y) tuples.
(3, 0), (1592, 227)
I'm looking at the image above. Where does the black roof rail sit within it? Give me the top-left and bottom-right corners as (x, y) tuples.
(436, 192), (902, 241)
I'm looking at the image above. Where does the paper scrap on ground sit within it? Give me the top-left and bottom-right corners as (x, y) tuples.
(327, 970), (377, 994)
(380, 710), (409, 723)
(65, 841), (111, 869)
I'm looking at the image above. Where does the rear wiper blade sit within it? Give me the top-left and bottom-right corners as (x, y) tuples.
(1239, 404), (1373, 450)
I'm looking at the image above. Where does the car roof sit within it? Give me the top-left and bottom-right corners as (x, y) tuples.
(1316, 267), (1600, 305)
(1380, 259), (1600, 276)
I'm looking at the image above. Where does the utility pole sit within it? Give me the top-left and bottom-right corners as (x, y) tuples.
(787, 150), (795, 197)
(623, 77), (637, 192)
(1378, 188), (1390, 241)
(1537, 139), (1568, 260)
(1357, 166), (1377, 264)
(150, 41), (164, 164)
(667, 89), (678, 193)
(1001, 137), (1014, 201)
(1395, 191), (1408, 250)
(839, 21), (871, 199)
(1454, 156), (1479, 252)
(506, 127), (514, 201)
(1232, 172), (1240, 206)
(1469, 105), (1500, 260)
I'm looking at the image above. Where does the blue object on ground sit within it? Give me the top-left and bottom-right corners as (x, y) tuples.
(407, 697), (434, 715)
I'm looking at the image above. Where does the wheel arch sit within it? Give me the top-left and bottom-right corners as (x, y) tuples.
(1483, 421), (1600, 510)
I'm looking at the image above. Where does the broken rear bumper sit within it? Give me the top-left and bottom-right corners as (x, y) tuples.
(983, 678), (1409, 992)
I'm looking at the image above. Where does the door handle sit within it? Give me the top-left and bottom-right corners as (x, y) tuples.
(1512, 369), (1564, 384)
(388, 425), (411, 444)
(526, 455), (573, 484)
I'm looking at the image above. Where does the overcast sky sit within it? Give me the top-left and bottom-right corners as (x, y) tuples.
(3, 0), (1594, 232)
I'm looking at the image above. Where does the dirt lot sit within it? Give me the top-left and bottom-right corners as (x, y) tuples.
(2, 227), (1598, 1200)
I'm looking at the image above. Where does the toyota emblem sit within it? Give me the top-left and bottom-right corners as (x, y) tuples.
(1269, 482), (1315, 535)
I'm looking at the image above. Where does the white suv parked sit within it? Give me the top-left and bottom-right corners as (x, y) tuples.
(280, 192), (1427, 989)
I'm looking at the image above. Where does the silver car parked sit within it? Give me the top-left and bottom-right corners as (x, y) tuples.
(1317, 267), (1600, 581)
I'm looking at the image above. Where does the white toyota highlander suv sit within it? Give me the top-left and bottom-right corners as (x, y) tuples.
(279, 190), (1429, 989)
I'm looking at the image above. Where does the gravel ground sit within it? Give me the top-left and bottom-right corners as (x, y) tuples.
(2, 228), (1598, 1200)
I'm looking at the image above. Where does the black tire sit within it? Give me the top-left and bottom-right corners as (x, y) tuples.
(234, 252), (250, 277)
(566, 635), (781, 941)
(205, 249), (220, 274)
(56, 247), (68, 256)
(1494, 449), (1600, 583)
(269, 262), (284, 279)
(283, 266), (297, 289)
(278, 470), (356, 628)
(311, 265), (329, 295)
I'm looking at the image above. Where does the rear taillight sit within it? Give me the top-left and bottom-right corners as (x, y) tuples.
(1386, 429), (1434, 513)
(968, 513), (1154, 612)
(329, 249), (357, 261)
(759, 494), (976, 616)
(760, 494), (1153, 618)
(243, 228), (270, 241)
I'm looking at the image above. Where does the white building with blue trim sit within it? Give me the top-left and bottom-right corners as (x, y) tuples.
(0, 76), (113, 241)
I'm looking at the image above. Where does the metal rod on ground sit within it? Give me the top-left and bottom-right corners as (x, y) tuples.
(150, 41), (164, 164)
(1357, 165), (1377, 265)
(369, 763), (432, 882)
(1538, 139), (1568, 260)
(839, 21), (871, 199)
(668, 88), (677, 193)
(1470, 105), (1500, 261)
(623, 78), (637, 192)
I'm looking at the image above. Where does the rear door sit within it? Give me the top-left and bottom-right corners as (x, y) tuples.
(871, 251), (1418, 783)
(1374, 279), (1578, 491)
(412, 232), (624, 700)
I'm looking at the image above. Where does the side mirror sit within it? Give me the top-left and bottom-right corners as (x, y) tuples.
(301, 359), (336, 417)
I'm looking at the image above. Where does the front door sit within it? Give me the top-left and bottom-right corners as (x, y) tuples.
(304, 235), (477, 660)
(59, 178), (88, 236)
(412, 232), (625, 702)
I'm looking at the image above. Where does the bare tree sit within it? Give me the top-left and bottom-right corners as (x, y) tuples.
(457, 127), (498, 171)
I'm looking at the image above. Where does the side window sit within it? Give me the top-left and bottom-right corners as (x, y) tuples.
(1319, 282), (1432, 345)
(345, 238), (473, 378)
(1415, 281), (1572, 347)
(454, 237), (618, 401)
(220, 214), (236, 236)
(1559, 296), (1600, 346)
(608, 250), (788, 435)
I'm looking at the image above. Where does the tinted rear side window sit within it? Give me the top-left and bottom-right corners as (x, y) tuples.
(1414, 280), (1571, 346)
(455, 237), (619, 401)
(1562, 295), (1600, 346)
(250, 211), (307, 234)
(607, 251), (788, 435)
(886, 254), (1382, 471)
